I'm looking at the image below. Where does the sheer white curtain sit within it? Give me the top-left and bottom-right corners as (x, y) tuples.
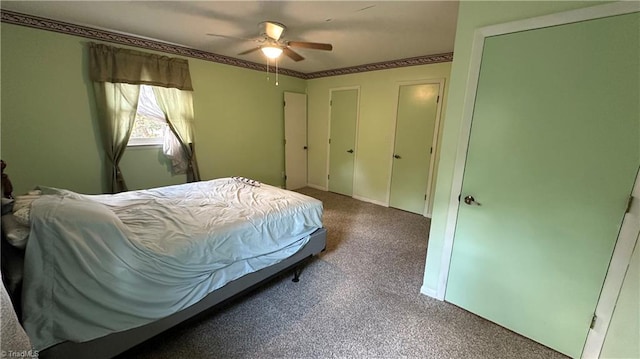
(136, 86), (187, 174)
(152, 87), (201, 182)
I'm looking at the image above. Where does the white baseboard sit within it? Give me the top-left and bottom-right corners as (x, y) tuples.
(420, 285), (441, 300)
(352, 195), (388, 207)
(302, 188), (389, 209)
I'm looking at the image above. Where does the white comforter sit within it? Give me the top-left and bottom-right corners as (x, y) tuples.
(21, 179), (323, 350)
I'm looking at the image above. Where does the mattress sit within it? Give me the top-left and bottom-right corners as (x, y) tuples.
(21, 179), (323, 350)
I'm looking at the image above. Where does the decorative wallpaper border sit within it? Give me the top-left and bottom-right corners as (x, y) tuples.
(1, 9), (452, 80)
(306, 53), (454, 79)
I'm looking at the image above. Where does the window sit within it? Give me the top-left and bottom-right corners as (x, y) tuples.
(128, 85), (167, 146)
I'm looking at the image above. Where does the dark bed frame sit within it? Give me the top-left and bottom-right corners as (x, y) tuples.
(0, 161), (327, 359)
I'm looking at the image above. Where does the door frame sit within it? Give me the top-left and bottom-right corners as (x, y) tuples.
(386, 78), (445, 217)
(582, 168), (639, 358)
(325, 86), (361, 192)
(433, 1), (639, 356)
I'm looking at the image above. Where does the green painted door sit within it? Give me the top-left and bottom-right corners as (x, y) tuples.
(284, 92), (308, 190)
(328, 89), (358, 196)
(389, 83), (439, 214)
(446, 13), (639, 358)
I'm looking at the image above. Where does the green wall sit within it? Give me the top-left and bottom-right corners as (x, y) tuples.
(1, 24), (103, 195)
(1, 23), (306, 195)
(118, 147), (184, 191)
(307, 63), (451, 211)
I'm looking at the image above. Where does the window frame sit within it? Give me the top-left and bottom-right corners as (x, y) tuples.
(127, 85), (166, 147)
(127, 136), (163, 147)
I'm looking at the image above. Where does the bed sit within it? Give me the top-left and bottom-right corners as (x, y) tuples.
(0, 166), (326, 359)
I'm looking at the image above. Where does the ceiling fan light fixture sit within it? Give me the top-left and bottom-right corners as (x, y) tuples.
(261, 46), (283, 59)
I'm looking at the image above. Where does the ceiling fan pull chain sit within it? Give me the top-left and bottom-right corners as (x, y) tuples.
(266, 58), (270, 81)
(275, 58), (279, 86)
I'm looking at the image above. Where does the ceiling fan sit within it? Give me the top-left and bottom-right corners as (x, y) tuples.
(208, 21), (333, 62)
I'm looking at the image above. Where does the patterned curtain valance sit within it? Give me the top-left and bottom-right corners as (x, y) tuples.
(88, 42), (193, 91)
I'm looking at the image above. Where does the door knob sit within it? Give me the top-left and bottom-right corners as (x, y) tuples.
(393, 154), (401, 159)
(347, 149), (354, 153)
(464, 195), (481, 206)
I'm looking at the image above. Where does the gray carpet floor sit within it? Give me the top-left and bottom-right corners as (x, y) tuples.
(124, 188), (567, 359)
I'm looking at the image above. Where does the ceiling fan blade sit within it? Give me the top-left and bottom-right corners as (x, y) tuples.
(287, 41), (333, 51)
(283, 47), (305, 62)
(238, 47), (261, 55)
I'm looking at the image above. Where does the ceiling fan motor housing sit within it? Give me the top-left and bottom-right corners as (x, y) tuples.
(260, 21), (286, 41)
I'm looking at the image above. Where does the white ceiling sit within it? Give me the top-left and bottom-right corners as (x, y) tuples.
(1, 1), (459, 74)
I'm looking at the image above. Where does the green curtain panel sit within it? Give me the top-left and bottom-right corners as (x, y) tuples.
(92, 82), (140, 193)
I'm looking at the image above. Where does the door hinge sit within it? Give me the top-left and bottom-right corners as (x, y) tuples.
(283, 100), (286, 107)
(430, 147), (433, 154)
(424, 194), (427, 201)
(437, 95), (440, 103)
(328, 138), (331, 144)
(284, 175), (287, 180)
(284, 139), (287, 145)
(626, 196), (634, 213)
(590, 314), (597, 329)
(328, 174), (330, 180)
(330, 100), (332, 106)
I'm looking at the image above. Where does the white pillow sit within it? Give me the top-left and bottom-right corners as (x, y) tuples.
(12, 190), (42, 212)
(12, 207), (30, 227)
(1, 214), (29, 249)
(11, 189), (42, 227)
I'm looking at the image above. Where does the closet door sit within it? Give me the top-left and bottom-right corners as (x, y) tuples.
(389, 82), (440, 214)
(446, 12), (639, 358)
(328, 88), (358, 196)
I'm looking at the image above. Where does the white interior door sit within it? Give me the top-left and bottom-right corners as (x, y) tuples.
(284, 92), (307, 190)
